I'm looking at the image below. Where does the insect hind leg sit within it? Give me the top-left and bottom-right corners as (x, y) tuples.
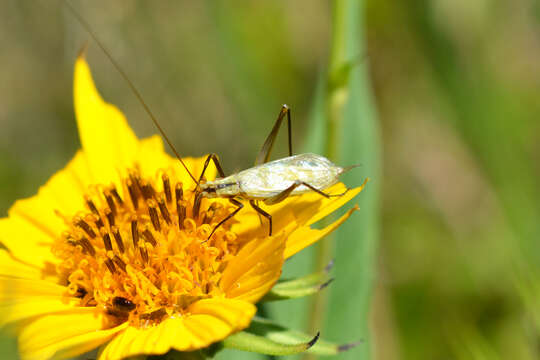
(255, 105), (293, 165)
(298, 181), (351, 198)
(250, 200), (272, 236)
(264, 181), (346, 206)
(253, 200), (264, 226)
(327, 188), (351, 197)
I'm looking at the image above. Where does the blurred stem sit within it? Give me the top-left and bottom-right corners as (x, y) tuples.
(307, 0), (357, 356)
(325, 0), (349, 161)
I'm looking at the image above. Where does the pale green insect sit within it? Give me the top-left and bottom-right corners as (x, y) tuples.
(201, 153), (345, 202)
(196, 105), (358, 239)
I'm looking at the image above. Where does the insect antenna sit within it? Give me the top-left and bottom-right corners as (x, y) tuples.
(64, 1), (199, 186)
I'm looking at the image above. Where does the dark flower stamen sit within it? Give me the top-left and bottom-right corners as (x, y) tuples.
(141, 181), (154, 200)
(158, 198), (171, 225)
(105, 191), (117, 216)
(105, 208), (115, 227)
(76, 217), (96, 239)
(162, 174), (172, 203)
(147, 200), (161, 231)
(101, 228), (113, 251)
(113, 255), (127, 272)
(112, 226), (125, 253)
(177, 200), (186, 230)
(127, 180), (139, 210)
(111, 187), (124, 205)
(131, 219), (139, 247)
(85, 196), (99, 215)
(105, 259), (116, 273)
(80, 236), (95, 256)
(142, 228), (157, 246)
(95, 215), (105, 229)
(175, 182), (183, 202)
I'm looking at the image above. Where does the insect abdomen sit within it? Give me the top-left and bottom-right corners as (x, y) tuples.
(237, 154), (343, 199)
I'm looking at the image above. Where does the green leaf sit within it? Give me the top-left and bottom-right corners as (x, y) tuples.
(245, 317), (360, 356)
(223, 330), (319, 356)
(261, 262), (334, 302)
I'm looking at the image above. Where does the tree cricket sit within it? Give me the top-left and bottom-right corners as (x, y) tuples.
(66, 2), (359, 241)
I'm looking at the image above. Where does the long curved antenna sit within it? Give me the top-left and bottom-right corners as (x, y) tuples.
(64, 1), (198, 185)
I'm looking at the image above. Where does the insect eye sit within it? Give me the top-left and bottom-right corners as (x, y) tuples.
(112, 296), (136, 312)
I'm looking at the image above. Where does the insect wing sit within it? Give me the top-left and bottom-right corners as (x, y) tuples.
(237, 154), (343, 199)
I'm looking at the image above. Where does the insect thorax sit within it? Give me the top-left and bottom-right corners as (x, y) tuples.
(200, 177), (241, 198)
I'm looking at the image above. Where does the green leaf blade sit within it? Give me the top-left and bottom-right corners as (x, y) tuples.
(223, 317), (359, 357)
(261, 262), (334, 302)
(223, 330), (318, 356)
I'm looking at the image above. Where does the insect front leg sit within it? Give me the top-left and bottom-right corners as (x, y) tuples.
(193, 154), (227, 219)
(249, 200), (272, 236)
(199, 153), (227, 183)
(204, 198), (244, 242)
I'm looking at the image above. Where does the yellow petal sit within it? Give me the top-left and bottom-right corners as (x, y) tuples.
(0, 216), (57, 268)
(221, 234), (286, 303)
(0, 276), (81, 327)
(301, 180), (367, 227)
(278, 181), (365, 228)
(136, 136), (211, 186)
(284, 206), (359, 259)
(187, 298), (255, 333)
(136, 136), (173, 179)
(74, 55), (139, 186)
(99, 299), (255, 359)
(180, 298), (256, 350)
(0, 276), (65, 299)
(0, 151), (92, 267)
(18, 307), (125, 360)
(0, 250), (42, 280)
(232, 180), (367, 239)
(98, 320), (178, 360)
(1, 299), (80, 329)
(231, 203), (298, 241)
(48, 323), (126, 360)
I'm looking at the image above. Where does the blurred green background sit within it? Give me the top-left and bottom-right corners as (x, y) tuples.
(1, 0), (540, 359)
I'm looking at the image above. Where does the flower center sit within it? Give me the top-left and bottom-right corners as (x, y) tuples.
(52, 167), (239, 327)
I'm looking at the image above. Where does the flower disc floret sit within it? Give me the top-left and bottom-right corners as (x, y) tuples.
(53, 167), (240, 327)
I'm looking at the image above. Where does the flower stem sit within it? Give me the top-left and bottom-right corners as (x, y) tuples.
(306, 0), (355, 350)
(306, 0), (378, 359)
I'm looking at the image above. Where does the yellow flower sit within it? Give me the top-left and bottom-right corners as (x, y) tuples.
(0, 56), (364, 360)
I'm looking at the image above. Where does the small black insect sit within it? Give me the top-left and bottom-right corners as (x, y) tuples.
(112, 296), (136, 312)
(75, 287), (87, 298)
